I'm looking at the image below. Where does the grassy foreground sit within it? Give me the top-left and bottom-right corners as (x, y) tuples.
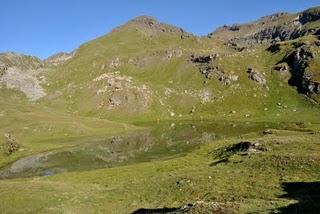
(0, 122), (319, 213)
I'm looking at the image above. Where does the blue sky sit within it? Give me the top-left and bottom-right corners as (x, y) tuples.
(1, 0), (319, 59)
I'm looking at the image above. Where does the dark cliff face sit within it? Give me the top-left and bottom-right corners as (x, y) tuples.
(285, 45), (316, 94)
(268, 40), (320, 97)
(208, 7), (320, 100)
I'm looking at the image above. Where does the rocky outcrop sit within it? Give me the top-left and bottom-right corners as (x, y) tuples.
(0, 65), (7, 76)
(118, 16), (193, 39)
(190, 54), (215, 64)
(273, 63), (289, 73)
(247, 67), (266, 85)
(209, 7), (320, 46)
(0, 53), (46, 101)
(0, 52), (43, 70)
(191, 54), (237, 85)
(0, 67), (47, 101)
(93, 72), (151, 111)
(299, 7), (320, 24)
(283, 44), (318, 94)
(109, 57), (121, 69)
(269, 38), (320, 97)
(2, 133), (20, 156)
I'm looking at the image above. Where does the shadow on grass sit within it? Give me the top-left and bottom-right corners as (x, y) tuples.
(277, 182), (320, 214)
(131, 207), (180, 214)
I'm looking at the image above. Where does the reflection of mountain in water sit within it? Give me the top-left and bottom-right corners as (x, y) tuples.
(0, 121), (289, 179)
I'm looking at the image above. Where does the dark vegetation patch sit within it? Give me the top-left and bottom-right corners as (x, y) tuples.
(210, 141), (267, 166)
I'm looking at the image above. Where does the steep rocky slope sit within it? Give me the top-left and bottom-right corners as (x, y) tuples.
(210, 7), (320, 45)
(207, 7), (320, 104)
(0, 52), (46, 101)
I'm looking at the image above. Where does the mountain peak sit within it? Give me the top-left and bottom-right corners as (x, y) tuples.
(45, 51), (74, 65)
(119, 15), (193, 38)
(130, 15), (158, 24)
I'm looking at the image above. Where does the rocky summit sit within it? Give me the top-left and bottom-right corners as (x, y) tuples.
(0, 6), (320, 214)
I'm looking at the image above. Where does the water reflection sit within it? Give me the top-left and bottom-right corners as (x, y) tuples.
(0, 121), (292, 179)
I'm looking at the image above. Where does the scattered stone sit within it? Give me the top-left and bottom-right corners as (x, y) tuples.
(226, 41), (246, 51)
(190, 54), (216, 64)
(190, 106), (196, 114)
(247, 67), (267, 85)
(219, 75), (232, 85)
(108, 97), (122, 106)
(111, 136), (123, 144)
(110, 57), (121, 69)
(2, 133), (20, 155)
(229, 74), (239, 81)
(227, 141), (266, 154)
(0, 65), (7, 76)
(273, 63), (289, 73)
(262, 129), (273, 135)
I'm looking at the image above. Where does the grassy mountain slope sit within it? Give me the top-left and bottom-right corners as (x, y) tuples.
(0, 7), (319, 214)
(40, 14), (320, 123)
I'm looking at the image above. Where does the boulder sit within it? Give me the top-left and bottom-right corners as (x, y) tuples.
(273, 63), (289, 72)
(3, 133), (20, 155)
(247, 67), (266, 85)
(108, 96), (122, 107)
(190, 55), (215, 64)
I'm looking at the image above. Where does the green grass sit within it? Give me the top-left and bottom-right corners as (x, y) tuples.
(0, 12), (320, 213)
(0, 126), (319, 213)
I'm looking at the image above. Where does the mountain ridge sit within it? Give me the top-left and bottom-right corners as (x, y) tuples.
(0, 6), (320, 213)
(0, 6), (319, 121)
